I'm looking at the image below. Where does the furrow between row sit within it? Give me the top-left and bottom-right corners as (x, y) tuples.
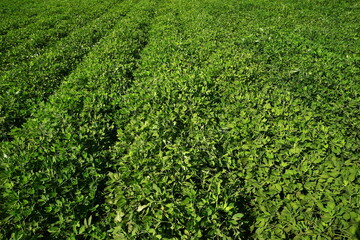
(0, 0), (158, 238)
(0, 0), (131, 141)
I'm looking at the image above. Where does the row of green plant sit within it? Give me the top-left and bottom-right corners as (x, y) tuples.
(0, 0), (132, 141)
(104, 1), (255, 238)
(0, 0), (157, 238)
(0, 0), (359, 239)
(0, 0), (92, 51)
(107, 0), (359, 238)
(0, 0), (118, 72)
(0, 0), (63, 35)
(214, 0), (360, 238)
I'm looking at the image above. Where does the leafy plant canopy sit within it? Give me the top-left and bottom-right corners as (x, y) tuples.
(0, 0), (359, 239)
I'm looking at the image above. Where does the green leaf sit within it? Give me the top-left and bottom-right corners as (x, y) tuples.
(232, 213), (244, 221)
(137, 205), (148, 212)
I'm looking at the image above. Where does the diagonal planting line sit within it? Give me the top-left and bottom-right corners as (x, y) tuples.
(0, 0), (118, 37)
(104, 0), (254, 238)
(0, 0), (78, 34)
(0, 0), (120, 72)
(186, 0), (360, 239)
(0, 0), (89, 53)
(0, 0), (134, 141)
(0, 0), (51, 35)
(0, 0), (159, 238)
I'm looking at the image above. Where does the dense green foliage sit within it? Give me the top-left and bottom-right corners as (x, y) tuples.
(0, 0), (359, 239)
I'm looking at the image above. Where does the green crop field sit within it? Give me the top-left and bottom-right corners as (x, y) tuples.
(0, 0), (359, 239)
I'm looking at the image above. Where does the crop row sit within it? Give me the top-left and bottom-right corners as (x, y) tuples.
(0, 0), (157, 238)
(210, 0), (360, 238)
(105, 0), (360, 238)
(0, 0), (119, 72)
(0, 0), (134, 141)
(0, 0), (60, 35)
(0, 0), (359, 239)
(104, 1), (255, 238)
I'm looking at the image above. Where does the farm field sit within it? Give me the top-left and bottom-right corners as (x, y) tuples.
(0, 0), (359, 239)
